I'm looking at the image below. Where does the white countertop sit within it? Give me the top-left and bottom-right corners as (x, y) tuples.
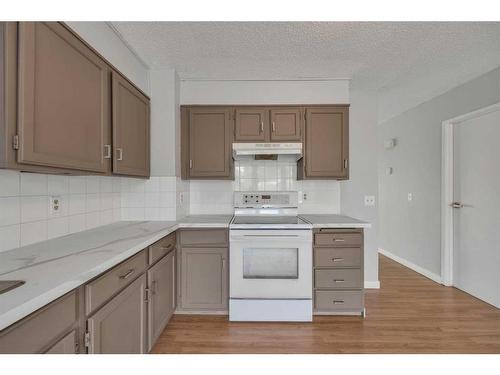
(0, 215), (232, 331)
(299, 214), (371, 228)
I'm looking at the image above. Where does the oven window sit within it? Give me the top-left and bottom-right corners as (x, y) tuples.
(243, 248), (298, 279)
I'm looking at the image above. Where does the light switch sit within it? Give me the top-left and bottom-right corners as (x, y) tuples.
(364, 195), (375, 206)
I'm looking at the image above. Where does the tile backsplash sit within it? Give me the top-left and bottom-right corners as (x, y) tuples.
(0, 171), (179, 252)
(190, 159), (340, 215)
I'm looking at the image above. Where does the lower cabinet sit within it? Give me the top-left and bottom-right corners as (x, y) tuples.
(180, 247), (228, 311)
(86, 274), (147, 354)
(45, 330), (77, 354)
(147, 249), (176, 351)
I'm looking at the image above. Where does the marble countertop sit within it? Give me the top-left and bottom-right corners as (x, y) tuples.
(0, 215), (232, 331)
(299, 214), (371, 228)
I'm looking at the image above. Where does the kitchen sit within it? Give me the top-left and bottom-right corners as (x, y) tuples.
(1, 5), (500, 369)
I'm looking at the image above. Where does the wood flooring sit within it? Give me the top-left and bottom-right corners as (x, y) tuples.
(151, 255), (500, 353)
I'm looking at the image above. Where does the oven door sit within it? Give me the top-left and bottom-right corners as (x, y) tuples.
(229, 229), (312, 299)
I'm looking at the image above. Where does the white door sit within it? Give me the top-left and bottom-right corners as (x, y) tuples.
(453, 108), (500, 308)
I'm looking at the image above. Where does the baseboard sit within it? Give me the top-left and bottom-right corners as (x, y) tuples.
(175, 309), (228, 315)
(364, 281), (380, 289)
(378, 248), (442, 284)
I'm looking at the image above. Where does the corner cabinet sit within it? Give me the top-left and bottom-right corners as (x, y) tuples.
(0, 22), (150, 177)
(112, 71), (150, 177)
(298, 105), (349, 180)
(181, 107), (233, 179)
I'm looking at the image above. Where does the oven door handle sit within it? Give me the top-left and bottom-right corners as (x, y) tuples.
(238, 234), (301, 238)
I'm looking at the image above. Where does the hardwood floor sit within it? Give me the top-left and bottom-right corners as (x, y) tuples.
(151, 255), (500, 353)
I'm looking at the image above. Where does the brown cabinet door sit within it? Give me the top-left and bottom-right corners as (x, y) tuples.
(180, 247), (228, 310)
(112, 71), (150, 177)
(304, 106), (349, 179)
(270, 107), (302, 141)
(188, 107), (231, 178)
(87, 274), (147, 354)
(147, 250), (176, 351)
(17, 22), (111, 173)
(234, 108), (268, 142)
(45, 330), (77, 354)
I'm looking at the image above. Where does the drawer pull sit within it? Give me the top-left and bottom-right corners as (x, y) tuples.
(331, 257), (344, 262)
(333, 279), (345, 283)
(119, 269), (135, 280)
(161, 244), (173, 251)
(333, 238), (345, 242)
(333, 300), (345, 304)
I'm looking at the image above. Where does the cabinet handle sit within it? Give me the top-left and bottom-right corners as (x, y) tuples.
(119, 269), (135, 280)
(104, 145), (111, 159)
(333, 279), (345, 283)
(222, 258), (226, 269)
(344, 159), (348, 169)
(260, 121), (264, 133)
(333, 238), (345, 242)
(272, 121), (276, 132)
(333, 300), (345, 304)
(189, 160), (193, 169)
(116, 148), (123, 161)
(331, 257), (344, 262)
(161, 243), (173, 251)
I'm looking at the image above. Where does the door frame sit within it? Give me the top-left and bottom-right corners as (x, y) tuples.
(441, 102), (500, 286)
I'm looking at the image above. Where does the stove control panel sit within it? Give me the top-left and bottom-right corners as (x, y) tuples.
(234, 192), (296, 207)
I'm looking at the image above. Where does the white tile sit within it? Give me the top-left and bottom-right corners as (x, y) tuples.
(48, 175), (69, 195)
(124, 207), (145, 221)
(122, 192), (144, 208)
(112, 177), (122, 193)
(69, 194), (86, 215)
(264, 181), (278, 191)
(0, 224), (20, 252)
(240, 164), (265, 179)
(160, 192), (176, 208)
(160, 177), (176, 192)
(0, 170), (20, 197)
(159, 208), (175, 221)
(277, 164), (294, 179)
(145, 207), (160, 220)
(68, 176), (86, 194)
(100, 176), (113, 193)
(144, 177), (160, 192)
(100, 193), (114, 210)
(265, 163), (277, 179)
(100, 209), (114, 225)
(128, 179), (145, 193)
(20, 196), (47, 223)
(86, 176), (100, 193)
(20, 220), (47, 246)
(0, 197), (20, 226)
(47, 216), (69, 239)
(112, 208), (121, 221)
(145, 192), (160, 208)
(239, 179), (256, 191)
(86, 194), (101, 212)
(120, 177), (130, 192)
(112, 193), (121, 209)
(69, 214), (86, 233)
(255, 180), (266, 191)
(20, 173), (47, 196)
(85, 211), (101, 229)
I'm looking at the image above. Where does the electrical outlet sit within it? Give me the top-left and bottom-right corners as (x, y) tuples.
(408, 193), (413, 202)
(364, 195), (375, 206)
(303, 193), (308, 201)
(49, 196), (62, 216)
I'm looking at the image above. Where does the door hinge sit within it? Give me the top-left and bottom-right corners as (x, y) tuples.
(145, 287), (150, 303)
(84, 332), (90, 348)
(12, 135), (19, 150)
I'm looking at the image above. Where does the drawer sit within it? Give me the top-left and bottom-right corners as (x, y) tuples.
(314, 269), (362, 289)
(85, 249), (147, 315)
(149, 232), (176, 265)
(314, 290), (363, 312)
(314, 232), (362, 247)
(0, 290), (77, 353)
(314, 247), (362, 268)
(179, 229), (228, 247)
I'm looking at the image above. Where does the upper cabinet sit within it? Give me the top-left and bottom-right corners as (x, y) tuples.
(17, 22), (111, 173)
(182, 106), (232, 179)
(234, 108), (268, 142)
(0, 22), (150, 177)
(299, 106), (349, 180)
(112, 72), (150, 177)
(269, 107), (302, 142)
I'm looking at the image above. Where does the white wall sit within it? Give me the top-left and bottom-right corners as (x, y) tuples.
(65, 22), (150, 94)
(180, 80), (349, 105)
(341, 90), (380, 286)
(378, 65), (500, 276)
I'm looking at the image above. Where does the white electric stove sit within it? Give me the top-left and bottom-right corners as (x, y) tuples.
(229, 191), (313, 322)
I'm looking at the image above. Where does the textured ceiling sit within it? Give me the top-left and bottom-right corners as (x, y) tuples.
(111, 22), (500, 120)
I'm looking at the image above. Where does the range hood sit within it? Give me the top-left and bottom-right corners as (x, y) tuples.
(232, 142), (303, 161)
